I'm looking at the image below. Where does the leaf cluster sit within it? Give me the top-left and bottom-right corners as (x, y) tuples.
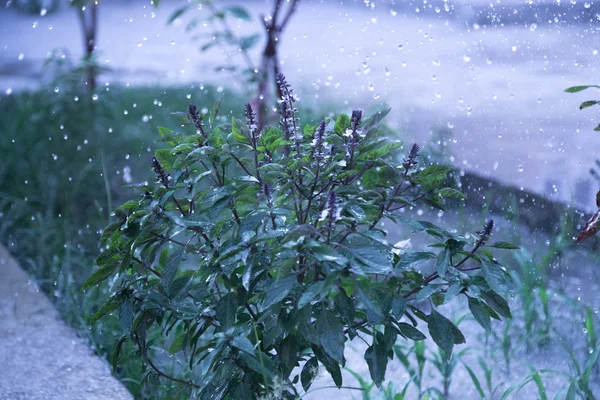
(84, 76), (516, 398)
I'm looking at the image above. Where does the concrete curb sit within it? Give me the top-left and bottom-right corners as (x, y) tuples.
(0, 245), (133, 400)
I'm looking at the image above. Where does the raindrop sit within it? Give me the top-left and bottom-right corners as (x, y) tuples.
(463, 55), (471, 63)
(32, 21), (38, 28)
(92, 94), (98, 101)
(518, 164), (524, 172)
(397, 44), (404, 50)
(40, 8), (47, 16)
(54, 87), (59, 93)
(529, 23), (538, 32)
(373, 93), (380, 99)
(18, 53), (24, 61)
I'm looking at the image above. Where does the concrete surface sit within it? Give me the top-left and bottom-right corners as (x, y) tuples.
(0, 245), (132, 400)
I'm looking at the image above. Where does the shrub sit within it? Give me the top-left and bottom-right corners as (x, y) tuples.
(84, 75), (515, 398)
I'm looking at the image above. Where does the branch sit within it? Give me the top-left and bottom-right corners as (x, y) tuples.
(135, 336), (201, 389)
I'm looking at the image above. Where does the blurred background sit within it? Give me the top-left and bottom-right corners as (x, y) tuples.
(1, 0), (600, 398)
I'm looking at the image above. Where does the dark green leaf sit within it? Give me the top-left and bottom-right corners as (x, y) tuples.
(481, 290), (512, 318)
(436, 249), (451, 277)
(489, 241), (520, 250)
(262, 275), (296, 309)
(215, 293), (238, 331)
(365, 342), (388, 387)
(317, 310), (345, 363)
(301, 357), (319, 392)
(427, 310), (455, 360)
(397, 323), (426, 341)
(481, 258), (513, 297)
(82, 263), (118, 290)
(468, 296), (491, 333)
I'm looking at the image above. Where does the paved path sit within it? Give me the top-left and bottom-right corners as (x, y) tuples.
(0, 245), (132, 400)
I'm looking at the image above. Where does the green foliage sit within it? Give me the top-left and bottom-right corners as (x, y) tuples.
(84, 75), (514, 398)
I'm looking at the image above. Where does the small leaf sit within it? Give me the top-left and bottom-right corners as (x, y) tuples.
(82, 264), (118, 290)
(168, 5), (189, 24)
(436, 249), (451, 277)
(397, 323), (426, 341)
(580, 100), (600, 110)
(564, 85), (600, 93)
(301, 357), (319, 392)
(209, 94), (224, 127)
(438, 188), (466, 199)
(489, 241), (520, 250)
(224, 5), (252, 21)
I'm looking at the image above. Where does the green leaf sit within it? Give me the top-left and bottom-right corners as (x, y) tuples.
(481, 290), (512, 318)
(397, 323), (426, 341)
(365, 339), (388, 387)
(239, 33), (261, 51)
(262, 275), (296, 309)
(415, 284), (442, 303)
(427, 310), (456, 360)
(489, 241), (520, 250)
(313, 345), (343, 388)
(301, 357), (319, 392)
(82, 263), (118, 290)
(334, 291), (355, 324)
(341, 236), (392, 274)
(564, 85), (600, 93)
(468, 297), (491, 333)
(169, 333), (186, 354)
(580, 100), (600, 110)
(154, 148), (177, 169)
(395, 251), (435, 269)
(224, 5), (252, 21)
(481, 258), (513, 297)
(232, 117), (250, 144)
(215, 293), (238, 331)
(209, 94), (224, 127)
(436, 249), (451, 277)
(111, 336), (128, 371)
(119, 298), (133, 333)
(278, 335), (299, 376)
(438, 188), (466, 199)
(334, 114), (351, 136)
(317, 309), (345, 363)
(168, 5), (189, 24)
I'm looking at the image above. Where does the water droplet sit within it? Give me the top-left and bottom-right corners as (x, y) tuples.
(397, 44), (404, 50)
(18, 53), (24, 61)
(32, 21), (38, 28)
(463, 55), (471, 63)
(373, 93), (380, 99)
(54, 87), (59, 93)
(517, 164), (524, 172)
(92, 94), (98, 101)
(40, 8), (47, 16)
(529, 23), (537, 32)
